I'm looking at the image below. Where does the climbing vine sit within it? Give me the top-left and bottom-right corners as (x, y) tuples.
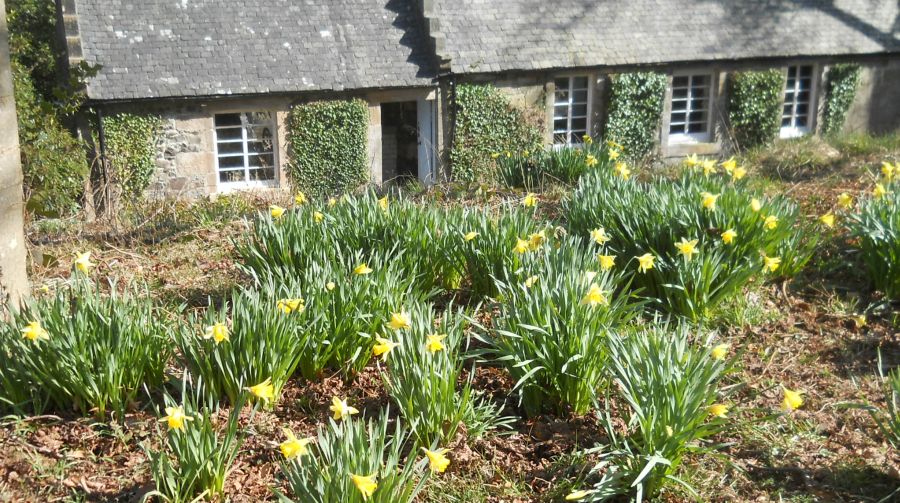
(604, 72), (667, 160)
(286, 99), (369, 198)
(450, 84), (543, 183)
(103, 113), (163, 198)
(823, 63), (862, 135)
(727, 70), (785, 149)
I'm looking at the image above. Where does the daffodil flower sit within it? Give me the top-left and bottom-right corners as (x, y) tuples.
(636, 253), (655, 273)
(585, 154), (598, 167)
(314, 211), (324, 223)
(582, 134), (593, 144)
(270, 205), (286, 219)
(373, 336), (400, 359)
(708, 403), (729, 418)
(74, 252), (95, 273)
(701, 159), (717, 176)
(763, 215), (779, 230)
(21, 321), (49, 342)
(422, 447), (451, 473)
(527, 231), (546, 251)
(580, 283), (608, 307)
(326, 281), (336, 291)
(874, 183), (888, 199)
(684, 154), (700, 168)
(378, 196), (389, 211)
(853, 314), (867, 328)
(837, 193), (853, 209)
(732, 166), (747, 180)
(711, 343), (730, 360)
(819, 213), (835, 228)
(598, 254), (616, 270)
(565, 489), (595, 501)
(721, 157), (736, 174)
(329, 396), (359, 420)
(246, 378), (275, 403)
(327, 197), (338, 207)
(277, 298), (305, 314)
(750, 198), (762, 212)
(350, 473), (378, 500)
(524, 276), (539, 288)
(614, 162), (631, 180)
(426, 334), (447, 353)
(700, 192), (719, 211)
(882, 161), (896, 181)
(463, 231), (478, 241)
(522, 193), (538, 207)
(763, 255), (782, 273)
(388, 311), (411, 331)
(203, 322), (230, 344)
(354, 263), (373, 275)
(721, 229), (737, 245)
(490, 152), (501, 159)
(160, 405), (192, 431)
(280, 428), (314, 460)
(782, 386), (804, 411)
(294, 192), (307, 205)
(590, 227), (611, 245)
(675, 237), (699, 262)
(513, 238), (530, 254)
(608, 149), (620, 160)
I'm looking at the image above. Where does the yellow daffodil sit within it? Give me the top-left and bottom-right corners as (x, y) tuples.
(764, 215), (779, 230)
(426, 334), (447, 353)
(524, 275), (539, 288)
(378, 196), (389, 211)
(711, 343), (730, 359)
(463, 231), (478, 242)
(513, 238), (530, 254)
(819, 213), (835, 228)
(491, 152), (501, 159)
(874, 183), (888, 199)
(782, 387), (804, 411)
(763, 255), (782, 273)
(854, 314), (867, 328)
(580, 283), (609, 307)
(422, 447), (451, 473)
(329, 396), (359, 420)
(294, 192), (307, 205)
(523, 150), (530, 158)
(326, 281), (336, 291)
(328, 197), (338, 207)
(74, 251), (95, 273)
(675, 237), (699, 262)
(582, 134), (593, 144)
(598, 254), (616, 270)
(270, 205), (286, 219)
(721, 228), (737, 245)
(585, 154), (598, 167)
(373, 336), (400, 359)
(750, 198), (762, 212)
(354, 263), (373, 275)
(314, 211), (324, 223)
(21, 321), (49, 342)
(522, 193), (538, 208)
(614, 161), (631, 180)
(636, 253), (655, 273)
(684, 154), (700, 168)
(701, 159), (717, 176)
(203, 323), (230, 345)
(608, 149), (620, 161)
(583, 271), (598, 283)
(882, 161), (896, 181)
(277, 298), (305, 314)
(701, 192), (719, 211)
(160, 405), (192, 431)
(350, 473), (377, 500)
(590, 227), (611, 245)
(708, 403), (729, 418)
(838, 192), (853, 209)
(721, 157), (736, 174)
(565, 490), (594, 501)
(245, 378), (275, 403)
(388, 311), (411, 330)
(732, 166), (747, 180)
(528, 231), (546, 250)
(606, 140), (623, 151)
(280, 428), (313, 460)
(505, 151), (512, 158)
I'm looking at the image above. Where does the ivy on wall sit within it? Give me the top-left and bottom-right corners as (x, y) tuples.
(604, 72), (667, 160)
(727, 70), (785, 149)
(822, 63), (862, 135)
(103, 113), (163, 198)
(450, 84), (543, 183)
(286, 99), (369, 198)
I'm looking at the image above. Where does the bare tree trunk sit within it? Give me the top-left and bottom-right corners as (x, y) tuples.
(0, 0), (29, 307)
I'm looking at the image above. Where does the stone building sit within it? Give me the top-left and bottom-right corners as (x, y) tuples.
(59, 0), (900, 197)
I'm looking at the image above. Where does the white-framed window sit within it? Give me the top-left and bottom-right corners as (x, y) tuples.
(214, 112), (277, 189)
(668, 73), (712, 143)
(553, 76), (591, 145)
(781, 65), (815, 138)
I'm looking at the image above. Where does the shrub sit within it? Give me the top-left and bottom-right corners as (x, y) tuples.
(278, 411), (429, 503)
(143, 377), (249, 503)
(727, 70), (786, 149)
(450, 84), (543, 183)
(0, 279), (172, 419)
(286, 99), (369, 198)
(496, 139), (620, 190)
(479, 241), (639, 416)
(867, 358), (900, 449)
(823, 64), (862, 135)
(604, 73), (667, 160)
(103, 112), (164, 198)
(846, 179), (900, 299)
(572, 324), (731, 501)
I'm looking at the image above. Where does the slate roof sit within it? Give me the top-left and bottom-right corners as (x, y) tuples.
(431, 0), (900, 74)
(72, 0), (436, 100)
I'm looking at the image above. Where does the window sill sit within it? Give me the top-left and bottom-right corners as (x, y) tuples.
(779, 127), (810, 139)
(217, 181), (278, 194)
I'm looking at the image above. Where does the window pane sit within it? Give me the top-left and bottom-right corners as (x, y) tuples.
(782, 117), (792, 127)
(219, 169), (246, 183)
(553, 133), (569, 145)
(692, 87), (707, 98)
(217, 142), (244, 155)
(571, 133), (586, 144)
(672, 88), (688, 99)
(689, 110), (707, 123)
(553, 104), (569, 120)
(800, 65), (813, 77)
(688, 122), (707, 133)
(218, 155), (246, 169)
(796, 116), (808, 127)
(691, 75), (708, 86)
(671, 100), (687, 111)
(670, 123), (684, 134)
(555, 87), (570, 104)
(249, 167), (276, 181)
(786, 78), (796, 89)
(215, 114), (242, 127)
(572, 104), (588, 117)
(572, 90), (588, 103)
(247, 140), (273, 155)
(554, 78), (569, 90)
(248, 153), (275, 168)
(216, 127), (243, 141)
(796, 103), (808, 116)
(673, 76), (689, 87)
(553, 118), (568, 132)
(797, 78), (812, 91)
(797, 90), (810, 103)
(572, 76), (588, 89)
(570, 118), (586, 131)
(670, 112), (686, 124)
(787, 67), (797, 78)
(247, 124), (274, 141)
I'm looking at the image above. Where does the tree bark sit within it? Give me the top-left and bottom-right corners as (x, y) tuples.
(0, 0), (30, 307)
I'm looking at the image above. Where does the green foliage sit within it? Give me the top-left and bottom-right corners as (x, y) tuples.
(0, 279), (172, 420)
(576, 325), (730, 501)
(286, 99), (369, 198)
(846, 180), (900, 299)
(278, 411), (429, 503)
(869, 355), (900, 449)
(727, 70), (786, 149)
(6, 0), (61, 100)
(450, 84), (543, 183)
(103, 113), (164, 198)
(144, 377), (249, 503)
(604, 73), (667, 160)
(496, 139), (619, 190)
(823, 64), (862, 135)
(479, 241), (640, 416)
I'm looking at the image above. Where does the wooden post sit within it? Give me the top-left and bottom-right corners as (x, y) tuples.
(0, 0), (29, 306)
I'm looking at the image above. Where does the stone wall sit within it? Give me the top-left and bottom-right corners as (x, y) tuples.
(842, 56), (900, 135)
(147, 109), (216, 198)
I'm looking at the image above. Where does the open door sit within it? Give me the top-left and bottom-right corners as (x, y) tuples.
(416, 97), (436, 185)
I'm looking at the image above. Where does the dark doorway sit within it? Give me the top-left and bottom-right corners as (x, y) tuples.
(381, 101), (419, 181)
